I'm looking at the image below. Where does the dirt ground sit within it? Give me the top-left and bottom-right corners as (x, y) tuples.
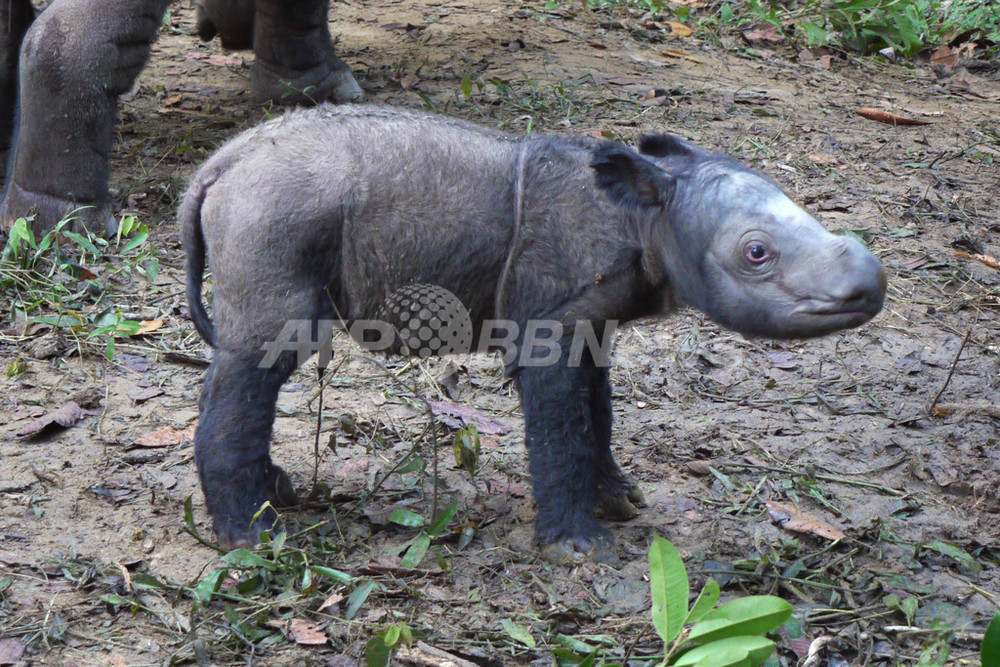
(2, 0), (999, 665)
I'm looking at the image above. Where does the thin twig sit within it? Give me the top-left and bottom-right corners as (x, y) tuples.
(929, 329), (971, 414)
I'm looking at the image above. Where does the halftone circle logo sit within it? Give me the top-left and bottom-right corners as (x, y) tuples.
(382, 284), (473, 358)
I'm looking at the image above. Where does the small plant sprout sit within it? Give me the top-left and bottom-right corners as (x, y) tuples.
(648, 535), (792, 666)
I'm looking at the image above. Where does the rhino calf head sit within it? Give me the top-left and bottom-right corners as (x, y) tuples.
(594, 134), (885, 341)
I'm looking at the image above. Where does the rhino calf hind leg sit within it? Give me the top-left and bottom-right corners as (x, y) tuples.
(0, 0), (171, 234)
(195, 348), (298, 549)
(252, 0), (363, 104)
(590, 366), (646, 521)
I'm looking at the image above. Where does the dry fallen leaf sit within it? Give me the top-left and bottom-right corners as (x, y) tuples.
(685, 460), (714, 476)
(16, 401), (84, 437)
(161, 93), (183, 107)
(317, 592), (344, 613)
(128, 385), (164, 403)
(931, 44), (958, 68)
(856, 108), (932, 126)
(429, 401), (511, 435)
(808, 153), (842, 167)
(0, 638), (26, 665)
(399, 73), (421, 90)
(742, 23), (783, 44)
(136, 319), (163, 335)
(954, 250), (1000, 270)
(131, 423), (197, 449)
(661, 48), (703, 63)
(266, 618), (328, 645)
(766, 500), (845, 541)
(666, 21), (693, 38)
(12, 405), (47, 421)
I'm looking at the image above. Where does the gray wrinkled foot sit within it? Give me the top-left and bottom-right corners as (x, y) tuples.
(541, 535), (618, 565)
(252, 55), (363, 105)
(0, 180), (115, 235)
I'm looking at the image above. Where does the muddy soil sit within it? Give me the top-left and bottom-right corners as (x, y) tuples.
(2, 0), (999, 665)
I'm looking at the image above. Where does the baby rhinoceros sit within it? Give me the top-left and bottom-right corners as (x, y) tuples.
(181, 104), (885, 562)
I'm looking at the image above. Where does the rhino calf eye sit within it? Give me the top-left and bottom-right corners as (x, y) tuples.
(745, 242), (770, 263)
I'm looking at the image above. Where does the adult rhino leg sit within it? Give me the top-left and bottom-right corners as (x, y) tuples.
(0, 0), (170, 235)
(0, 0), (35, 172)
(252, 0), (363, 104)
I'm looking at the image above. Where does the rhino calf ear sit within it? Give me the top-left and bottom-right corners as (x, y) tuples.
(591, 145), (674, 207)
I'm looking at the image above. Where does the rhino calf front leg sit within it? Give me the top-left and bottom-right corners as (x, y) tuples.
(516, 354), (618, 564)
(589, 366), (646, 521)
(0, 0), (171, 234)
(195, 348), (298, 548)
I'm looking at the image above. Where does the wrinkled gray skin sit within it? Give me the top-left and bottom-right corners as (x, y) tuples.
(0, 0), (363, 237)
(183, 105), (886, 561)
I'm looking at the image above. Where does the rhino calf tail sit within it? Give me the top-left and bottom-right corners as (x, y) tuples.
(179, 172), (217, 348)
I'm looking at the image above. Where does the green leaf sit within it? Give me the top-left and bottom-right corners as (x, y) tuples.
(269, 528), (286, 558)
(346, 579), (376, 620)
(685, 578), (720, 626)
(390, 508), (425, 528)
(688, 597), (792, 645)
(674, 636), (775, 666)
(310, 565), (353, 585)
(61, 231), (100, 257)
(130, 573), (165, 590)
(983, 612), (1000, 666)
(121, 227), (149, 253)
(183, 496), (198, 535)
(501, 618), (536, 648)
(428, 501), (459, 537)
(648, 535), (689, 645)
(365, 634), (391, 667)
(400, 533), (431, 568)
(884, 593), (918, 625)
(221, 549), (276, 571)
(99, 593), (134, 607)
(461, 74), (473, 98)
(396, 457), (426, 474)
(194, 568), (227, 604)
(143, 257), (159, 282)
(922, 540), (981, 573)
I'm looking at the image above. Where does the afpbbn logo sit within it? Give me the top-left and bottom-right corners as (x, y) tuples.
(259, 283), (618, 369)
(381, 284), (473, 358)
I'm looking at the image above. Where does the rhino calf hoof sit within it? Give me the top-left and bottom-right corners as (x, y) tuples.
(206, 460), (298, 550)
(541, 534), (618, 565)
(595, 480), (647, 521)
